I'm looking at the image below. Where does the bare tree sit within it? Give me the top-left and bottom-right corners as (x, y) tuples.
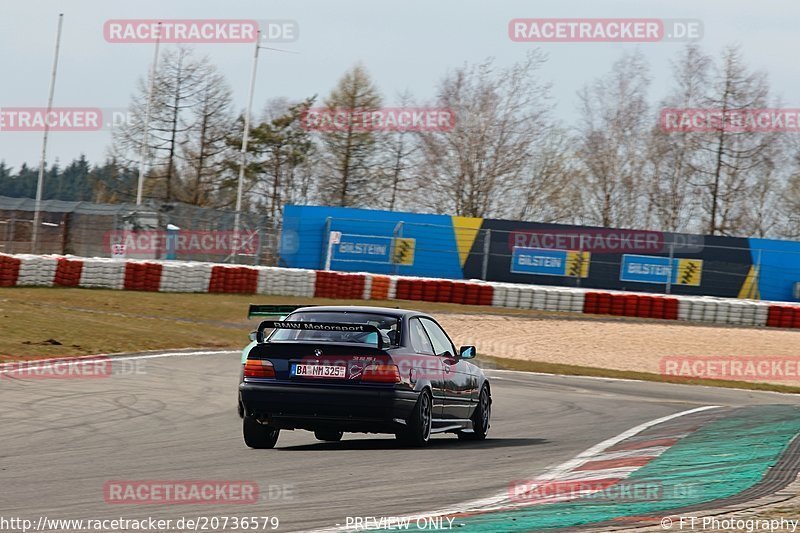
(575, 50), (651, 228)
(779, 166), (800, 238)
(517, 128), (583, 224)
(317, 64), (382, 207)
(645, 45), (710, 232)
(111, 48), (231, 204)
(242, 97), (317, 220)
(417, 51), (553, 218)
(180, 66), (235, 206)
(372, 91), (420, 211)
(689, 45), (774, 235)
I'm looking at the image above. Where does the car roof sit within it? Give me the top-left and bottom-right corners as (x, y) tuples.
(291, 305), (425, 319)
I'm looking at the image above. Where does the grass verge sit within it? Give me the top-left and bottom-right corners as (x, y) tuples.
(1, 287), (798, 395)
(479, 355), (800, 394)
(0, 287), (561, 359)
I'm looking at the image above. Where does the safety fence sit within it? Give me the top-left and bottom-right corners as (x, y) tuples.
(0, 195), (278, 264)
(3, 253), (800, 330)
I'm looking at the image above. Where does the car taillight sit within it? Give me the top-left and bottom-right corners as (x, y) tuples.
(244, 359), (275, 378)
(361, 364), (401, 383)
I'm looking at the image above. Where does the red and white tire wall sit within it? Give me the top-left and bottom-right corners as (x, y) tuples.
(1, 253), (797, 329)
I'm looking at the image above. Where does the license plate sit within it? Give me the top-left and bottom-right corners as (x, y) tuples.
(292, 363), (347, 378)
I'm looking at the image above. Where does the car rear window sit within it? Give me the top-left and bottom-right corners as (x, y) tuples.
(267, 311), (401, 347)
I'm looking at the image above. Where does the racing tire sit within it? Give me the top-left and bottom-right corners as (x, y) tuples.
(243, 415), (280, 449)
(458, 386), (491, 441)
(396, 389), (432, 447)
(314, 430), (344, 442)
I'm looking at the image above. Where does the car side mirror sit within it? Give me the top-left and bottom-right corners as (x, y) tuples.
(459, 346), (477, 359)
(249, 331), (257, 342)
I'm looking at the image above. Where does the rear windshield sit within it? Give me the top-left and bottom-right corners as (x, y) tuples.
(267, 311), (401, 347)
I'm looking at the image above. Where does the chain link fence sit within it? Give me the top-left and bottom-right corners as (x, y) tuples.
(0, 195), (280, 265)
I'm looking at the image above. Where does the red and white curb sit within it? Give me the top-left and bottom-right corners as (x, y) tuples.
(304, 405), (720, 532)
(3, 252), (800, 329)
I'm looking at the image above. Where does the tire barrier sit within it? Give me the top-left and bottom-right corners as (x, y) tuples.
(314, 271), (366, 300)
(78, 257), (125, 290)
(369, 275), (391, 301)
(1, 252), (798, 330)
(124, 262), (163, 292)
(0, 254), (21, 287)
(209, 265), (259, 294)
(159, 261), (213, 293)
(583, 292), (679, 320)
(15, 254), (58, 287)
(54, 257), (83, 287)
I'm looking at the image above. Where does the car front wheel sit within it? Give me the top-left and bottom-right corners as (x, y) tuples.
(458, 386), (490, 441)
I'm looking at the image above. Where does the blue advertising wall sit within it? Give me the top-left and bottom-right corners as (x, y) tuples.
(279, 205), (464, 278)
(279, 205), (800, 302)
(749, 239), (800, 301)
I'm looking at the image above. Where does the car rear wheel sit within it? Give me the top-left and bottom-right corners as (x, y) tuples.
(243, 416), (280, 449)
(396, 389), (432, 447)
(314, 430), (344, 442)
(458, 386), (491, 441)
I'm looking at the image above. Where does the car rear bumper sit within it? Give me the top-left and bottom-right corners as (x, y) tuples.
(239, 380), (419, 433)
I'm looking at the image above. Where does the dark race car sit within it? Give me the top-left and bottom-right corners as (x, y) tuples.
(238, 305), (491, 448)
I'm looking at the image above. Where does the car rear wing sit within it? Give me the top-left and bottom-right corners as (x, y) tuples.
(247, 304), (317, 319)
(256, 320), (383, 349)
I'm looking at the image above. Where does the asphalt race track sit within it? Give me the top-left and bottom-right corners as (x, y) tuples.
(2, 350), (799, 532)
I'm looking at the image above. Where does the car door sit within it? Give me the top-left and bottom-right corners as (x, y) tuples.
(420, 318), (472, 420)
(407, 317), (445, 419)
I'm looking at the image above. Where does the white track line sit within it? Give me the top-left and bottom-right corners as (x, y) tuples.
(3, 351), (798, 398)
(302, 405), (720, 532)
(0, 349), (236, 375)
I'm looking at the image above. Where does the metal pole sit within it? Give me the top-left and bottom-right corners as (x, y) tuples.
(752, 248), (763, 300)
(234, 31), (261, 262)
(136, 22), (161, 206)
(665, 242), (675, 295)
(392, 221), (403, 275)
(323, 217), (332, 270)
(9, 217), (16, 254)
(32, 13), (64, 253)
(481, 229), (491, 281)
(575, 241), (583, 288)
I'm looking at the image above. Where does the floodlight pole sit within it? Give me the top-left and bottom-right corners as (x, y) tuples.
(233, 31), (261, 261)
(32, 13), (64, 253)
(136, 22), (162, 206)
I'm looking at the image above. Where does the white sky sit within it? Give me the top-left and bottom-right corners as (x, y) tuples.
(1, 0), (798, 169)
